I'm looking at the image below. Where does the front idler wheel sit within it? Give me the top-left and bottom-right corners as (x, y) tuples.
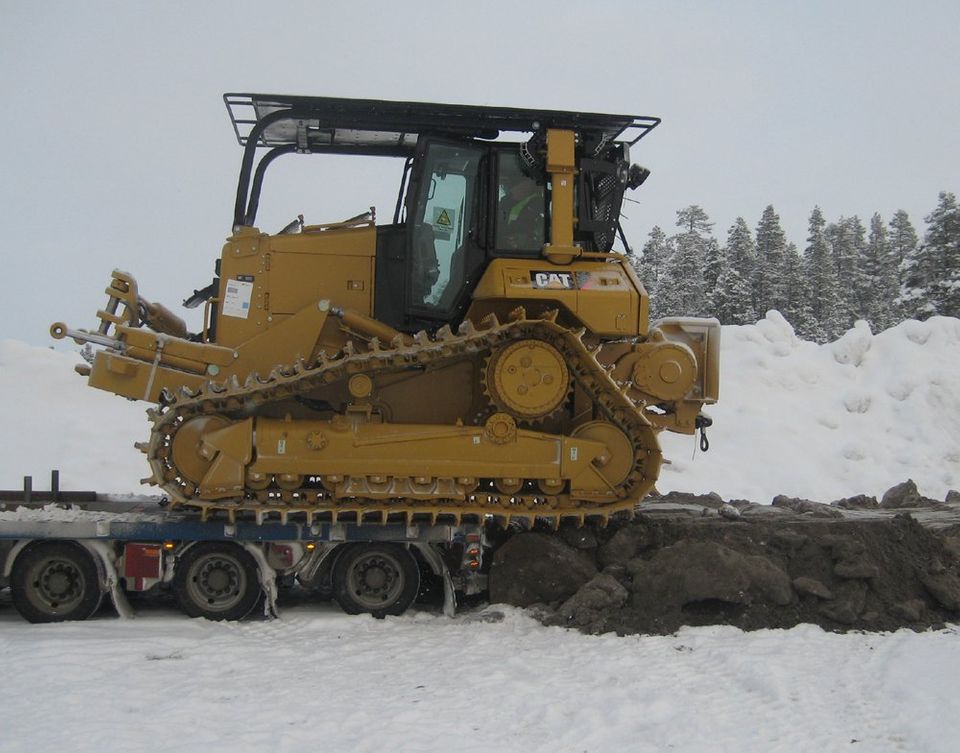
(170, 414), (231, 484)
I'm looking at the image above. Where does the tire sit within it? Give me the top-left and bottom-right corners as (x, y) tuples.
(332, 543), (421, 618)
(173, 542), (261, 621)
(10, 542), (103, 623)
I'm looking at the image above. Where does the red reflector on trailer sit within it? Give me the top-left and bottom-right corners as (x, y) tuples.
(124, 543), (164, 579)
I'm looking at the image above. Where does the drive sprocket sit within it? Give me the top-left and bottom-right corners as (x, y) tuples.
(483, 339), (570, 421)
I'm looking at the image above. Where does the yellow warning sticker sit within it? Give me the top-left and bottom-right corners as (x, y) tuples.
(435, 208), (452, 226)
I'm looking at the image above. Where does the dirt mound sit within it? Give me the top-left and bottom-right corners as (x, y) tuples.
(488, 487), (960, 635)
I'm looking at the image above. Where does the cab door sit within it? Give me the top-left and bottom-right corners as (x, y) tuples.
(405, 140), (485, 323)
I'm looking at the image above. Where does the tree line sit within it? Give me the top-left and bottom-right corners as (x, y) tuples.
(631, 192), (960, 342)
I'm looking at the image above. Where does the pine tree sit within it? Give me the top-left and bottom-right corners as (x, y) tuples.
(708, 218), (757, 324)
(728, 216), (757, 287)
(826, 216), (866, 325)
(635, 225), (669, 292)
(652, 206), (712, 318)
(889, 209), (919, 319)
(702, 237), (723, 294)
(899, 244), (935, 320)
(675, 205), (714, 237)
(847, 215), (869, 319)
(861, 213), (898, 330)
(898, 194), (960, 319)
(779, 243), (811, 332)
(888, 210), (918, 268)
(753, 205), (788, 315)
(652, 255), (703, 319)
(923, 191), (960, 317)
(802, 207), (843, 342)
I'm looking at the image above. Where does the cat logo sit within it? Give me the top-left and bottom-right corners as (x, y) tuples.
(531, 271), (576, 290)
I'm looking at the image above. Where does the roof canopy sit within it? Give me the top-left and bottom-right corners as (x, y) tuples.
(224, 93), (660, 157)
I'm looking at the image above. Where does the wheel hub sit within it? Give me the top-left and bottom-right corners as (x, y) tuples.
(38, 562), (81, 602)
(30, 558), (85, 611)
(350, 554), (402, 606)
(189, 554), (245, 608)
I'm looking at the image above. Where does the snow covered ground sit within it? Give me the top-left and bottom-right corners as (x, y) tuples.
(2, 316), (960, 753)
(2, 603), (959, 753)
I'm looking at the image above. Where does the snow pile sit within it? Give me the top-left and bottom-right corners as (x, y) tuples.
(2, 314), (959, 502)
(659, 313), (960, 502)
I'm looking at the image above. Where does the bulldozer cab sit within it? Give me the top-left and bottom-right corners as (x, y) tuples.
(224, 94), (659, 333)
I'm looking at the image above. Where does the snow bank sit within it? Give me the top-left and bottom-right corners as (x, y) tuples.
(660, 313), (960, 502)
(2, 314), (959, 502)
(0, 339), (145, 493)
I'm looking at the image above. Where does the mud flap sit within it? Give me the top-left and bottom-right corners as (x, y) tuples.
(241, 543), (279, 618)
(441, 563), (456, 618)
(413, 543), (456, 617)
(84, 540), (133, 619)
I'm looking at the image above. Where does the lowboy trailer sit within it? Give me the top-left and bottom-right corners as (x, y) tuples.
(0, 473), (486, 623)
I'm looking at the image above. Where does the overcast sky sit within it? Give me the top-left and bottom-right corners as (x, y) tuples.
(2, 0), (958, 346)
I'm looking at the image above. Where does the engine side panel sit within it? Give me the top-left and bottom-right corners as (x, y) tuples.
(215, 225), (377, 349)
(469, 257), (645, 337)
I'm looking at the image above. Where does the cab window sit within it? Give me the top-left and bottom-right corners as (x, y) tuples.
(495, 151), (546, 253)
(409, 143), (483, 311)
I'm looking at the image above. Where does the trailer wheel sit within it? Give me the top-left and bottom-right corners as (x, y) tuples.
(173, 543), (261, 621)
(332, 543), (420, 618)
(10, 542), (103, 623)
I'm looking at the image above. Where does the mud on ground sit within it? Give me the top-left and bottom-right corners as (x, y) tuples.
(487, 481), (960, 635)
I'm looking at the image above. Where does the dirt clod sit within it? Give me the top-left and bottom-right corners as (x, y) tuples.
(793, 576), (833, 600)
(834, 558), (881, 580)
(819, 581), (868, 624)
(881, 479), (943, 509)
(890, 599), (926, 622)
(834, 494), (879, 510)
(597, 525), (652, 568)
(555, 573), (629, 630)
(920, 572), (960, 610)
(557, 525), (599, 551)
(772, 496), (844, 519)
(488, 532), (596, 607)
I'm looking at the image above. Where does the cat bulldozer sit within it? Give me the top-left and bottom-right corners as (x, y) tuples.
(51, 93), (719, 525)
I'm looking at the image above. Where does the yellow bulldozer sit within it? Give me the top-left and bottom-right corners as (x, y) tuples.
(52, 94), (719, 525)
